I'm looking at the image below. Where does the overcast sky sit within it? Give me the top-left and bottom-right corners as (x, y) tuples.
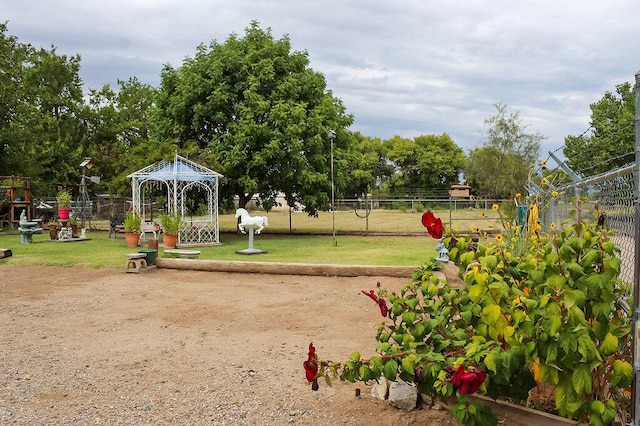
(3, 1), (638, 163)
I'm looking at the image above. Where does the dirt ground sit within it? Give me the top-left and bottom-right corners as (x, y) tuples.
(0, 266), (456, 425)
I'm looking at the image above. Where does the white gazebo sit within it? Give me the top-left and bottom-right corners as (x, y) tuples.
(127, 154), (224, 245)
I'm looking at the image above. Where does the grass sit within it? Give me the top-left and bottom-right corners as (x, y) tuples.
(0, 209), (500, 270)
(193, 208), (502, 234)
(0, 231), (437, 269)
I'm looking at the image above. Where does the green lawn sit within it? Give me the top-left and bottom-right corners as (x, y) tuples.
(0, 230), (437, 269)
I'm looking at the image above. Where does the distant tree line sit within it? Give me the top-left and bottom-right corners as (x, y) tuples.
(0, 21), (631, 216)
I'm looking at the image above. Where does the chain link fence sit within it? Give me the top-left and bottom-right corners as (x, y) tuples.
(542, 164), (636, 285)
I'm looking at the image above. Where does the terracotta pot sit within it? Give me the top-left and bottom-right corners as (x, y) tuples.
(163, 234), (178, 249)
(58, 208), (70, 220)
(125, 232), (140, 248)
(147, 238), (159, 250)
(48, 225), (58, 240)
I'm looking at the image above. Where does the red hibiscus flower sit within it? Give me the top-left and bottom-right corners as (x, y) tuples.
(450, 365), (487, 395)
(362, 289), (388, 317)
(421, 211), (443, 239)
(303, 343), (319, 390)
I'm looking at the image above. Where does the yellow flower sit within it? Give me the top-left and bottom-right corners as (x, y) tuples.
(552, 190), (559, 197)
(541, 160), (548, 169)
(550, 222), (556, 229)
(471, 227), (479, 234)
(541, 178), (549, 186)
(515, 193), (521, 198)
(492, 204), (499, 211)
(495, 234), (503, 243)
(469, 195), (475, 201)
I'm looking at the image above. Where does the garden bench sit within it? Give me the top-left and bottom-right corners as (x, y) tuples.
(124, 252), (147, 273)
(164, 249), (201, 259)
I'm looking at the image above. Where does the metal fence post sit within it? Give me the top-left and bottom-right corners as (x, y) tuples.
(632, 69), (640, 426)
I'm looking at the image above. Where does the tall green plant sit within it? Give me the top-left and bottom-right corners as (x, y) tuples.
(308, 203), (632, 425)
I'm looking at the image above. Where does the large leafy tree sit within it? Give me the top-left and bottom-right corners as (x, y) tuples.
(0, 23), (28, 176)
(465, 104), (542, 198)
(0, 23), (87, 197)
(85, 78), (157, 195)
(384, 133), (466, 194)
(564, 82), (635, 177)
(341, 132), (393, 198)
(152, 21), (353, 214)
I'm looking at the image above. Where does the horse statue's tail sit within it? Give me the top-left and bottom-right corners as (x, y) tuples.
(264, 217), (269, 226)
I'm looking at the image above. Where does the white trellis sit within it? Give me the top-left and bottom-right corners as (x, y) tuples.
(126, 154), (224, 245)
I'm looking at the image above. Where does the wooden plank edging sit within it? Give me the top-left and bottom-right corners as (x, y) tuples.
(155, 258), (416, 278)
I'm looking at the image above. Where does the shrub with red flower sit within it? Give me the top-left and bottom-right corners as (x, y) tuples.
(449, 365), (487, 395)
(303, 343), (319, 390)
(361, 289), (388, 317)
(421, 211), (443, 239)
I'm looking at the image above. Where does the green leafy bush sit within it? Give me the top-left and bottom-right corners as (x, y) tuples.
(123, 211), (141, 233)
(308, 202), (632, 425)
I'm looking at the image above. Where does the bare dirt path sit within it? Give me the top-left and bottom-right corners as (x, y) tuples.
(0, 266), (454, 425)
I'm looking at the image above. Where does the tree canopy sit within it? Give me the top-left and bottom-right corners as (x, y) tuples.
(152, 21), (353, 214)
(383, 133), (466, 195)
(465, 103), (543, 198)
(563, 82), (635, 177)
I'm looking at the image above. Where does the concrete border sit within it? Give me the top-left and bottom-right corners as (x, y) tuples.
(155, 258), (416, 278)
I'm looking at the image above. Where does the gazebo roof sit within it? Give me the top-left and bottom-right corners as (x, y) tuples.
(127, 154), (223, 182)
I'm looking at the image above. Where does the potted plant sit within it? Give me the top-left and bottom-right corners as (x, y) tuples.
(56, 190), (72, 220)
(48, 221), (58, 240)
(123, 211), (142, 248)
(160, 212), (182, 249)
(69, 216), (79, 238)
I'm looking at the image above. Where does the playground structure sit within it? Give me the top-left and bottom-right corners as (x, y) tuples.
(0, 176), (33, 229)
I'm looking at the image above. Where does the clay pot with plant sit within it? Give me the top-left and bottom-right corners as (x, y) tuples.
(48, 221), (58, 240)
(69, 217), (79, 238)
(123, 211), (142, 248)
(160, 213), (182, 249)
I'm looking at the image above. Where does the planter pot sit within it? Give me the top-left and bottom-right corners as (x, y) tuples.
(163, 234), (178, 249)
(58, 208), (70, 220)
(125, 232), (140, 248)
(148, 238), (159, 250)
(48, 225), (58, 240)
(467, 395), (585, 426)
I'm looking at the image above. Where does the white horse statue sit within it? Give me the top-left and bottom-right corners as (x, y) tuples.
(235, 208), (268, 234)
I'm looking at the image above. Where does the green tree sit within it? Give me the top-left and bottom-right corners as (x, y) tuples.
(564, 82), (635, 176)
(152, 21), (353, 214)
(85, 78), (157, 195)
(465, 104), (542, 198)
(342, 132), (393, 197)
(384, 133), (466, 194)
(0, 23), (88, 198)
(0, 23), (29, 176)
